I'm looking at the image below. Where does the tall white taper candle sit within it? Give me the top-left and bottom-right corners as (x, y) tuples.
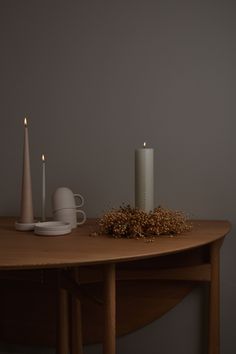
(135, 142), (154, 213)
(42, 154), (46, 221)
(20, 118), (34, 223)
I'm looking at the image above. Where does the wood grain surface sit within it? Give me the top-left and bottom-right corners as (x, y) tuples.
(0, 218), (231, 349)
(0, 218), (231, 270)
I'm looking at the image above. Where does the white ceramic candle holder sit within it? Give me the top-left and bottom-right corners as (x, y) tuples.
(15, 221), (36, 231)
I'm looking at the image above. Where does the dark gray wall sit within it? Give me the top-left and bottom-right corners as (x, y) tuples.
(0, 0), (235, 353)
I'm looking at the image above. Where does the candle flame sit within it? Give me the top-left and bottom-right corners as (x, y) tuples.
(24, 117), (27, 126)
(143, 142), (146, 148)
(42, 154), (45, 162)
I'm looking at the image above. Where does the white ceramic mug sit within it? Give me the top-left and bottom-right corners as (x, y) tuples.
(52, 187), (84, 211)
(53, 208), (86, 228)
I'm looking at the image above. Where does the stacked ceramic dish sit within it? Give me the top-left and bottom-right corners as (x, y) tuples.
(34, 221), (71, 236)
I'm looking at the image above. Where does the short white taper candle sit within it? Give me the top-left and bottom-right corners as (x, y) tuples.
(42, 154), (46, 222)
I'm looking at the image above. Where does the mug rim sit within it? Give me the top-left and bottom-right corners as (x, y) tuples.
(53, 207), (78, 213)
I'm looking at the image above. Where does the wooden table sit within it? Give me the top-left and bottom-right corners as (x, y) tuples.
(0, 218), (231, 354)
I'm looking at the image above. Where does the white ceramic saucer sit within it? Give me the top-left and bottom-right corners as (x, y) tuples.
(34, 229), (71, 236)
(35, 221), (70, 231)
(34, 221), (71, 236)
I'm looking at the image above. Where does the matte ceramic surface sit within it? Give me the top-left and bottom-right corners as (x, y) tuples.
(34, 221), (71, 231)
(15, 221), (36, 231)
(52, 187), (84, 211)
(53, 208), (86, 228)
(34, 228), (71, 236)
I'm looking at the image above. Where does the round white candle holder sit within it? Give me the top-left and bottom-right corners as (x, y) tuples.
(15, 221), (36, 231)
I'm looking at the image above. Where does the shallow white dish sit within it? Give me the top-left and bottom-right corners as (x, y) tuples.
(34, 221), (70, 231)
(34, 221), (71, 236)
(34, 228), (71, 236)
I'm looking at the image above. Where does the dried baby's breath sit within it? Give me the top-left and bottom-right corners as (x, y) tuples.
(99, 205), (192, 239)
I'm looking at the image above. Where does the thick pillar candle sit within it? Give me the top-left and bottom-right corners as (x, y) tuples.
(20, 118), (34, 223)
(135, 142), (154, 213)
(42, 154), (46, 221)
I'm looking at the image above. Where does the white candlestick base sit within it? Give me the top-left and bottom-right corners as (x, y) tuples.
(15, 221), (36, 231)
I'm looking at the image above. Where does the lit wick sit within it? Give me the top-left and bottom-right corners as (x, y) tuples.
(143, 142), (147, 148)
(24, 117), (27, 126)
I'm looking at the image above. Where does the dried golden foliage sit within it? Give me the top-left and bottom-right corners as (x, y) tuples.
(99, 205), (192, 239)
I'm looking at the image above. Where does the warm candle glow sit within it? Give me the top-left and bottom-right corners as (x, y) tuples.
(24, 117), (27, 127)
(42, 154), (45, 162)
(143, 142), (146, 148)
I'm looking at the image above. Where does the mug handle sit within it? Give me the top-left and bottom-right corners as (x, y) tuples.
(76, 209), (86, 226)
(74, 194), (84, 208)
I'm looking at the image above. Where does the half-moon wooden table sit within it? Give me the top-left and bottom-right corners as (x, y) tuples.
(0, 218), (231, 354)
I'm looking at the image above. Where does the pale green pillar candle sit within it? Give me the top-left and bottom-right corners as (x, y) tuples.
(135, 142), (154, 213)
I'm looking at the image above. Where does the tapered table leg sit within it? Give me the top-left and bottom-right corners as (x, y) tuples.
(103, 263), (116, 354)
(71, 268), (83, 354)
(57, 287), (69, 354)
(208, 240), (223, 354)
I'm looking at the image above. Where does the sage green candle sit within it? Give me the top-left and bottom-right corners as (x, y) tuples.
(135, 142), (154, 213)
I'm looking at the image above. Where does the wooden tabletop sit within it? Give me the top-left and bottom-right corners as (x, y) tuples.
(0, 218), (231, 270)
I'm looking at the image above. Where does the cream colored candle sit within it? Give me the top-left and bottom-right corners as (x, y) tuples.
(20, 118), (34, 223)
(135, 142), (154, 213)
(42, 154), (46, 221)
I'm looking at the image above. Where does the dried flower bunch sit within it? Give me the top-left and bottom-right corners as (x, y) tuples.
(99, 205), (192, 239)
